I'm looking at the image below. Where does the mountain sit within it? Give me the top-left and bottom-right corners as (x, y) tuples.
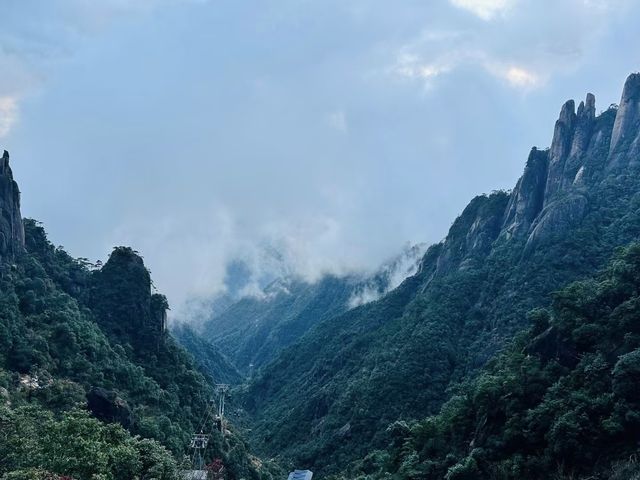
(241, 73), (640, 475)
(352, 243), (640, 479)
(0, 152), (277, 480)
(193, 244), (426, 373)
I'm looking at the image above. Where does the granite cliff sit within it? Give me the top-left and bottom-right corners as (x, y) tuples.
(0, 150), (24, 263)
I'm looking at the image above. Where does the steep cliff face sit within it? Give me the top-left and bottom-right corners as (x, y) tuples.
(501, 147), (549, 239)
(609, 72), (640, 170)
(476, 73), (639, 253)
(406, 76), (639, 275)
(0, 150), (24, 263)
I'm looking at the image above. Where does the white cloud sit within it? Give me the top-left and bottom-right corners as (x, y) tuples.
(485, 63), (544, 89)
(0, 97), (19, 138)
(394, 53), (452, 80)
(327, 110), (348, 133)
(502, 66), (541, 88)
(449, 0), (516, 20)
(389, 0), (630, 92)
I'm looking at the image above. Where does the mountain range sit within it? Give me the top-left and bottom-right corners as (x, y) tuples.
(177, 72), (640, 479)
(3, 72), (640, 480)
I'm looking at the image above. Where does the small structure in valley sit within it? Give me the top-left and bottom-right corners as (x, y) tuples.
(287, 470), (313, 480)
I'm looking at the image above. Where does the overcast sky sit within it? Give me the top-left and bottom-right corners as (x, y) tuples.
(1, 0), (639, 312)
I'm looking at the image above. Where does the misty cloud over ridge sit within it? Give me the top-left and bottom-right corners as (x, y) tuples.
(1, 0), (639, 311)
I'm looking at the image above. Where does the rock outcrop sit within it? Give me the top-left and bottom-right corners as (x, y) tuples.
(501, 147), (549, 239)
(499, 73), (640, 250)
(89, 246), (168, 350)
(608, 73), (640, 170)
(0, 150), (24, 262)
(421, 73), (640, 273)
(435, 192), (509, 273)
(544, 99), (577, 204)
(87, 387), (134, 429)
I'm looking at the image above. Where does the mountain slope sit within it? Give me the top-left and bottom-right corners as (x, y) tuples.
(243, 73), (640, 474)
(0, 152), (275, 480)
(171, 324), (243, 385)
(351, 243), (640, 479)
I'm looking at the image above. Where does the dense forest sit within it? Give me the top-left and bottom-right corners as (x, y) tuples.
(343, 243), (640, 479)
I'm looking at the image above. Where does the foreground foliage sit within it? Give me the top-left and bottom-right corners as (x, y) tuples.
(0, 405), (176, 480)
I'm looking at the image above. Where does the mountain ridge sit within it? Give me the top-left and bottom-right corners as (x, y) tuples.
(240, 72), (640, 475)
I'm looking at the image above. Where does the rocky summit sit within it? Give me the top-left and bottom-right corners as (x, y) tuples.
(0, 150), (24, 263)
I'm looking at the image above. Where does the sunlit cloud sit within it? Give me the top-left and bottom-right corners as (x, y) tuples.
(0, 96), (18, 138)
(327, 110), (348, 134)
(486, 64), (544, 89)
(449, 0), (516, 20)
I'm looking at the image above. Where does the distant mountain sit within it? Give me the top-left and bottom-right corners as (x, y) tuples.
(242, 73), (640, 476)
(190, 244), (426, 373)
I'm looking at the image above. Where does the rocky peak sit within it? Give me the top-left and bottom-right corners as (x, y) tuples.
(501, 147), (549, 239)
(416, 74), (640, 288)
(0, 150), (25, 263)
(89, 246), (167, 350)
(572, 93), (596, 154)
(608, 73), (640, 170)
(435, 192), (509, 273)
(544, 100), (577, 204)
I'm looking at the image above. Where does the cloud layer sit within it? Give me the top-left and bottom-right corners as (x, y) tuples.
(2, 0), (639, 312)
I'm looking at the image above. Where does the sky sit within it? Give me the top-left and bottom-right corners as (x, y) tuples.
(1, 0), (639, 315)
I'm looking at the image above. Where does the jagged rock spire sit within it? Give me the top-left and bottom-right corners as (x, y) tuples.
(500, 73), (640, 250)
(0, 150), (25, 262)
(608, 73), (640, 170)
(501, 147), (549, 239)
(544, 100), (576, 204)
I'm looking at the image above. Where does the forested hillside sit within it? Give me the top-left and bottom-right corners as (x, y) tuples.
(344, 243), (640, 479)
(241, 73), (640, 475)
(0, 152), (275, 480)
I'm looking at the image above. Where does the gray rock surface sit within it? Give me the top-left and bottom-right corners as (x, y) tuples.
(0, 150), (24, 263)
(544, 100), (576, 204)
(608, 73), (640, 170)
(427, 74), (640, 261)
(501, 147), (549, 239)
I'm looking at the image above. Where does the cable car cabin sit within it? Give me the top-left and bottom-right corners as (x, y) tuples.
(288, 470), (313, 480)
(190, 433), (209, 449)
